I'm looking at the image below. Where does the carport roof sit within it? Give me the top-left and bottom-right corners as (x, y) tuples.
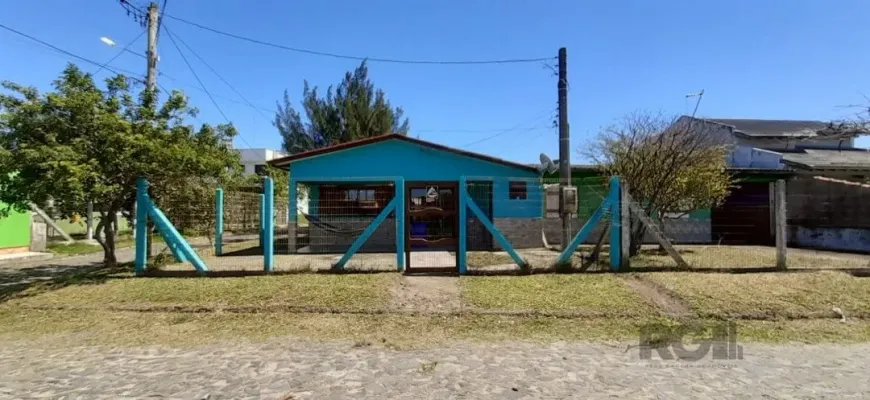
(268, 133), (539, 172)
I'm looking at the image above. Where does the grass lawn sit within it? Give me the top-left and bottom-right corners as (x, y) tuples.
(631, 245), (868, 270)
(1, 308), (868, 348)
(47, 236), (136, 255)
(643, 271), (870, 318)
(11, 273), (397, 311)
(466, 252), (515, 267)
(461, 274), (657, 316)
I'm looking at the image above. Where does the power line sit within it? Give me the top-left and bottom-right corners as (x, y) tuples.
(94, 30), (146, 76)
(156, 0), (169, 42)
(162, 24), (256, 148)
(165, 24), (272, 124)
(153, 10), (554, 65)
(462, 109), (556, 148)
(0, 23), (149, 85)
(415, 126), (552, 134)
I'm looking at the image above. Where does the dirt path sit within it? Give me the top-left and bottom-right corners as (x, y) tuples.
(389, 276), (461, 313)
(621, 275), (691, 316)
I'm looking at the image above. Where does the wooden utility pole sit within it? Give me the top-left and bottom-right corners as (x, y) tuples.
(558, 47), (571, 249)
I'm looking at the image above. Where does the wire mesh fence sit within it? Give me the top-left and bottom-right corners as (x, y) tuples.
(275, 180), (399, 271)
(623, 176), (870, 271)
(139, 172), (869, 274)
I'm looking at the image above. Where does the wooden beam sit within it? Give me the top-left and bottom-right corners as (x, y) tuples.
(623, 192), (689, 269)
(29, 202), (73, 243)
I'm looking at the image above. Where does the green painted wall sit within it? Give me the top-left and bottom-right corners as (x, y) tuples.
(0, 202), (30, 249)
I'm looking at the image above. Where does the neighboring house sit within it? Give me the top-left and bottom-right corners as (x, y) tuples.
(0, 201), (45, 254)
(678, 116), (870, 251)
(238, 148), (289, 176)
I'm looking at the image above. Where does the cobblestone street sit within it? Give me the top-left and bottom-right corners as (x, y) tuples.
(1, 340), (867, 399)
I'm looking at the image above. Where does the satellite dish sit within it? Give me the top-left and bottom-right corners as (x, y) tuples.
(538, 153), (558, 174)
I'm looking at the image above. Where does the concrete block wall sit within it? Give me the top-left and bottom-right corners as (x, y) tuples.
(788, 226), (870, 253)
(493, 218), (545, 249)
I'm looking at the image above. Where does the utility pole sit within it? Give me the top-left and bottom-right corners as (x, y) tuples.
(558, 47), (571, 249)
(133, 2), (159, 242)
(146, 2), (159, 92)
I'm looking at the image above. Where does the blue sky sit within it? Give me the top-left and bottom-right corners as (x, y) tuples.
(2, 0), (869, 163)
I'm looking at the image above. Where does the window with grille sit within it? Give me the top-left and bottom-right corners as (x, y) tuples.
(509, 181), (527, 200)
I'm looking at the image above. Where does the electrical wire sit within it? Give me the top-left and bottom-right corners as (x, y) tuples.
(164, 24), (272, 124)
(138, 7), (554, 65)
(462, 109), (556, 148)
(0, 23), (152, 86)
(156, 0), (168, 42)
(162, 24), (256, 148)
(415, 126), (552, 134)
(94, 30), (146, 76)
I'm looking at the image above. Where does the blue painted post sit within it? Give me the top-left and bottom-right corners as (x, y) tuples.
(259, 193), (265, 248)
(145, 197), (209, 272)
(458, 176), (468, 274)
(556, 198), (611, 265)
(467, 196), (528, 268)
(395, 177), (405, 272)
(335, 199), (398, 269)
(215, 188), (224, 256)
(609, 176), (621, 271)
(134, 178), (149, 275)
(263, 177), (274, 272)
(152, 220), (185, 263)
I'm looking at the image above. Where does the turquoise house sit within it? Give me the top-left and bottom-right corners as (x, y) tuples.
(269, 134), (544, 271)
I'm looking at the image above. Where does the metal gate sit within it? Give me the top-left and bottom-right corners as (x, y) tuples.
(405, 181), (459, 273)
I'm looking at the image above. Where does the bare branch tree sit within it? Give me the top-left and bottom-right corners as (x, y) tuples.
(581, 111), (732, 256)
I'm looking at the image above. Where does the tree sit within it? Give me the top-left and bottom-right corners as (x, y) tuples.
(0, 64), (242, 266)
(274, 61), (410, 154)
(583, 112), (732, 256)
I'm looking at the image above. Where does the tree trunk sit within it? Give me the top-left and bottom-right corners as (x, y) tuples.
(94, 211), (118, 268)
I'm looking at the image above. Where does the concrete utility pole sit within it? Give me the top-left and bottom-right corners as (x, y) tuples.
(146, 2), (159, 92)
(133, 2), (159, 242)
(557, 47), (571, 249)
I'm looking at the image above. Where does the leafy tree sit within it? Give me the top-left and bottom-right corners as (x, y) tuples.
(274, 61), (410, 154)
(583, 112), (732, 256)
(0, 64), (242, 266)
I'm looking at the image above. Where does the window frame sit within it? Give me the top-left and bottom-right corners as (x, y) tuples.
(508, 180), (528, 200)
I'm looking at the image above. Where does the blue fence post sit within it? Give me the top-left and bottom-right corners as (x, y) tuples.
(556, 198), (611, 265)
(395, 177), (405, 272)
(609, 176), (621, 271)
(134, 177), (149, 275)
(458, 176), (468, 274)
(215, 188), (223, 256)
(264, 177), (274, 272)
(145, 197), (209, 273)
(334, 199), (397, 270)
(259, 193), (265, 248)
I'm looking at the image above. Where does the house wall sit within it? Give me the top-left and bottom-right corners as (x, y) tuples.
(787, 176), (870, 252)
(736, 137), (854, 151)
(290, 139), (542, 218)
(0, 202), (31, 253)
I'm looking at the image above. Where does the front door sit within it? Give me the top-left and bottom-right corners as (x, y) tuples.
(405, 182), (458, 272)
